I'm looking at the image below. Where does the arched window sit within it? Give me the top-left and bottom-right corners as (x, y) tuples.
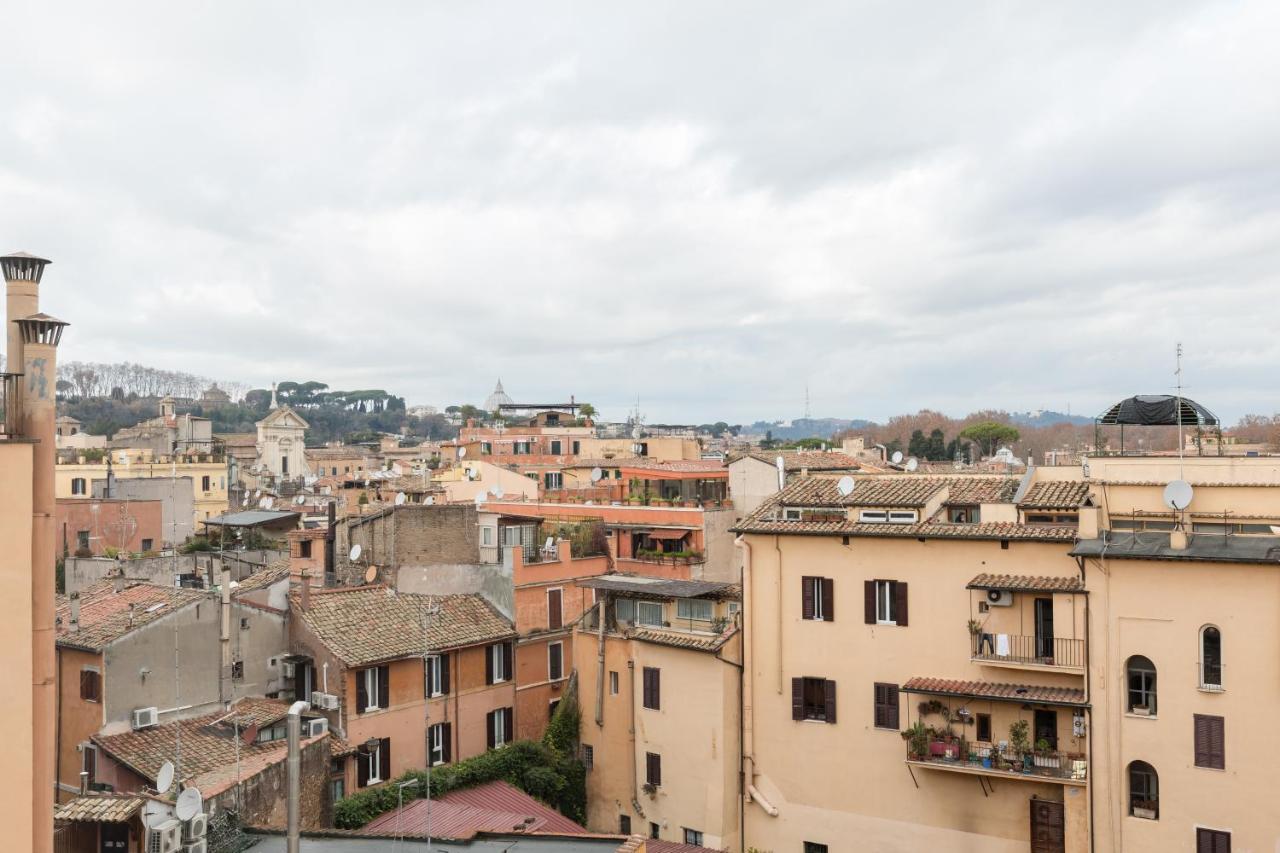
(1200, 626), (1222, 690)
(1128, 760), (1158, 819)
(1126, 655), (1157, 715)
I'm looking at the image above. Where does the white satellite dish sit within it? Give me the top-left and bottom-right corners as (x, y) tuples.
(294, 495), (305, 506)
(905, 457), (919, 472)
(156, 761), (175, 795)
(457, 447), (467, 459)
(394, 492), (407, 506)
(425, 496), (435, 505)
(241, 496), (249, 507)
(836, 476), (855, 497)
(891, 451), (904, 465)
(1163, 479), (1194, 511)
(590, 467), (604, 483)
(349, 544), (362, 562)
(263, 497), (274, 510)
(175, 787), (203, 822)
(253, 490), (261, 499)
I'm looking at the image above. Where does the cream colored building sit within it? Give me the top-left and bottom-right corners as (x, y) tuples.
(255, 398), (309, 481)
(573, 575), (741, 848)
(56, 451), (229, 532)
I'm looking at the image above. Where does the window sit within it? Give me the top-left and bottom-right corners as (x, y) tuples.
(514, 441), (531, 454)
(240, 617), (250, 630)
(202, 475), (211, 491)
(255, 722), (288, 743)
(645, 752), (662, 787)
(976, 713), (992, 742)
(281, 455), (289, 475)
(650, 822), (660, 839)
(792, 677), (836, 723)
(330, 777), (345, 803)
(544, 472), (563, 489)
(482, 526), (494, 546)
(616, 599), (635, 623)
(676, 598), (713, 621)
(1200, 626), (1222, 690)
(425, 653), (450, 697)
(642, 667), (661, 710)
(802, 576), (834, 621)
(82, 744), (96, 785)
(231, 660), (244, 680)
(636, 601), (663, 627)
(71, 477), (87, 495)
(357, 738), (391, 787)
(428, 722), (451, 766)
(487, 642), (512, 684)
(948, 506), (979, 524)
(486, 707), (514, 749)
(481, 442), (492, 454)
(550, 440), (562, 455)
(609, 671), (619, 695)
(79, 669), (101, 703)
(1126, 655), (1157, 715)
(582, 744), (594, 769)
(299, 540), (312, 558)
(572, 440), (581, 455)
(141, 539), (153, 552)
(1194, 714), (1225, 769)
(804, 844), (830, 853)
(1197, 828), (1231, 852)
(888, 511), (918, 524)
(619, 815), (631, 834)
(77, 530), (90, 550)
(728, 601), (740, 618)
(548, 699), (560, 718)
(873, 683), (898, 729)
(548, 642), (564, 681)
(684, 829), (704, 845)
(858, 510), (886, 522)
(357, 665), (390, 713)
(547, 588), (563, 629)
(865, 580), (907, 626)
(1128, 760), (1158, 819)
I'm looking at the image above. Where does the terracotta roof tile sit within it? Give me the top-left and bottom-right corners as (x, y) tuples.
(54, 794), (145, 823)
(734, 512), (1077, 543)
(626, 625), (738, 653)
(231, 561), (291, 594)
(902, 677), (1087, 707)
(1020, 481), (1091, 509)
(56, 580), (209, 652)
(293, 586), (514, 666)
(772, 475), (1019, 509)
(361, 779), (585, 838)
(948, 478), (1019, 504)
(732, 449), (864, 472)
(967, 573), (1085, 593)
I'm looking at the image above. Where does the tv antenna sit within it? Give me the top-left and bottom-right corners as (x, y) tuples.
(1175, 342), (1185, 478)
(590, 467), (604, 483)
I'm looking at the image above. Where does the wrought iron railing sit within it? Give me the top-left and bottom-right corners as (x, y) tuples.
(907, 739), (1087, 781)
(971, 633), (1085, 668)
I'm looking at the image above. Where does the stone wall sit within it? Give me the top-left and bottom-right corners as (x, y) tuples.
(210, 733), (331, 829)
(336, 504), (480, 586)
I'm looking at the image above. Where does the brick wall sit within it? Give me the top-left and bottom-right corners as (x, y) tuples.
(210, 733), (332, 829)
(337, 505), (480, 586)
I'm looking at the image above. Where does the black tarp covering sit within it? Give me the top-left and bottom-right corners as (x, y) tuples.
(1095, 395), (1218, 427)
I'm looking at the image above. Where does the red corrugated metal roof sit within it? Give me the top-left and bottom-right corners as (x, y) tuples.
(360, 780), (585, 839)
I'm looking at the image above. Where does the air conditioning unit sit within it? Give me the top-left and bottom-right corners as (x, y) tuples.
(306, 717), (329, 737)
(132, 707), (159, 730)
(311, 691), (339, 711)
(281, 660), (296, 678)
(147, 819), (181, 853)
(184, 812), (208, 841)
(323, 693), (340, 711)
(986, 590), (1014, 607)
(182, 840), (207, 853)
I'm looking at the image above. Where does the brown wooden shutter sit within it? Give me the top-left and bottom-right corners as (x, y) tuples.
(440, 653), (450, 695)
(442, 722), (452, 763)
(1195, 714), (1225, 769)
(873, 683), (899, 729)
(503, 642), (513, 680)
(643, 667), (660, 710)
(801, 577), (815, 620)
(377, 665), (390, 709)
(356, 668), (368, 712)
(486, 645), (494, 685)
(646, 752), (661, 786)
(823, 679), (837, 724)
(822, 577), (835, 622)
(894, 581), (909, 626)
(486, 710), (496, 749)
(548, 589), (563, 629)
(864, 580), (876, 624)
(504, 707), (514, 741)
(791, 678), (804, 720)
(357, 751), (369, 787)
(1197, 828), (1231, 853)
(380, 738), (391, 779)
(83, 746), (96, 783)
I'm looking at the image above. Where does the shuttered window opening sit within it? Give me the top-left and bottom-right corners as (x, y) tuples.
(801, 576), (834, 622)
(642, 667), (661, 710)
(547, 588), (563, 629)
(1196, 828), (1231, 853)
(548, 642), (564, 681)
(487, 642), (513, 684)
(428, 722), (452, 766)
(873, 683), (899, 730)
(79, 669), (102, 703)
(425, 653), (450, 697)
(1194, 714), (1225, 770)
(792, 677), (836, 723)
(864, 580), (908, 626)
(487, 707), (514, 749)
(358, 737), (391, 787)
(645, 752), (662, 787)
(356, 665), (390, 713)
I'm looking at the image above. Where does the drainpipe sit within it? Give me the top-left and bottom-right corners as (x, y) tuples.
(627, 660), (644, 818)
(735, 535), (778, 819)
(594, 598), (606, 727)
(286, 699), (308, 853)
(220, 568), (231, 705)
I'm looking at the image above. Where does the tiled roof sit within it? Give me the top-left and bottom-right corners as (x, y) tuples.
(293, 586), (515, 666)
(360, 779), (585, 839)
(627, 626), (737, 653)
(648, 841), (728, 853)
(93, 698), (319, 787)
(1020, 481), (1091, 509)
(734, 449), (864, 471)
(56, 580), (208, 652)
(54, 794), (145, 823)
(967, 574), (1085, 593)
(577, 574), (740, 600)
(231, 561), (292, 594)
(618, 458), (728, 475)
(771, 475), (1018, 509)
(734, 512), (1077, 543)
(948, 478), (1019, 505)
(902, 677), (1087, 707)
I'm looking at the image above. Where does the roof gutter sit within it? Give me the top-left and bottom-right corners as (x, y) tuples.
(735, 534), (777, 820)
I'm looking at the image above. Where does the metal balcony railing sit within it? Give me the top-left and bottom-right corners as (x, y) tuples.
(907, 739), (1088, 782)
(971, 633), (1085, 668)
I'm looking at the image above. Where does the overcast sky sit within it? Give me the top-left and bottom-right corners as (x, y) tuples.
(3, 1), (1278, 424)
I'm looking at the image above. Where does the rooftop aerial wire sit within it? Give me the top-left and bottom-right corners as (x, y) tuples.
(1175, 342), (1184, 480)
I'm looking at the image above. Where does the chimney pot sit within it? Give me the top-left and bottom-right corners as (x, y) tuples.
(1169, 528), (1189, 551)
(298, 571), (311, 611)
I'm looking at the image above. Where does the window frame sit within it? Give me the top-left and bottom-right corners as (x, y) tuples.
(489, 643), (510, 683)
(875, 580), (897, 625)
(1126, 655), (1157, 715)
(675, 598), (713, 622)
(1199, 625), (1223, 690)
(362, 667), (382, 712)
(429, 722), (446, 766)
(1128, 760), (1159, 819)
(548, 641), (564, 682)
(636, 600), (664, 627)
(425, 654), (444, 697)
(872, 682), (899, 730)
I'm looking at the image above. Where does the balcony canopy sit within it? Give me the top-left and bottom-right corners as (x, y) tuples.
(1095, 395), (1218, 428)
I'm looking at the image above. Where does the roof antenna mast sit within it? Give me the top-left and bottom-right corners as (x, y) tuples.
(1175, 342), (1184, 479)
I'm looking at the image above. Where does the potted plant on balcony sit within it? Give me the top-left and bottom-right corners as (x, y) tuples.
(902, 721), (930, 760)
(1132, 799), (1158, 820)
(1009, 720), (1032, 772)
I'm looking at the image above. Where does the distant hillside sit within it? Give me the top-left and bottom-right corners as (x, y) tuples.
(1009, 410), (1093, 428)
(749, 417), (872, 441)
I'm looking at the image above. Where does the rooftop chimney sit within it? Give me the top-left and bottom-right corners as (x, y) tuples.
(3, 251), (49, 380)
(299, 571), (311, 611)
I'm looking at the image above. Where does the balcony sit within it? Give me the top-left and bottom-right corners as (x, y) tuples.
(906, 739), (1087, 787)
(971, 633), (1084, 673)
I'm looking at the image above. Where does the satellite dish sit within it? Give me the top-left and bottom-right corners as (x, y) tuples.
(364, 565), (377, 584)
(425, 496), (435, 505)
(263, 497), (274, 510)
(394, 492), (407, 506)
(241, 496), (249, 507)
(294, 495), (305, 506)
(905, 457), (919, 472)
(457, 447), (467, 459)
(253, 490), (261, 499)
(156, 761), (175, 795)
(175, 787), (203, 822)
(891, 451), (904, 465)
(836, 476), (855, 497)
(590, 467), (604, 483)
(321, 486), (332, 495)
(1163, 479), (1194, 511)
(349, 544), (362, 562)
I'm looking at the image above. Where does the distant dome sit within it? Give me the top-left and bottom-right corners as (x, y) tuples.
(483, 379), (513, 412)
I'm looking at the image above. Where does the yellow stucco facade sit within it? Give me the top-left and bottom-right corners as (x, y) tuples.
(0, 441), (36, 847)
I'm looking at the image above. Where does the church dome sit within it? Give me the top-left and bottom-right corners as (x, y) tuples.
(483, 379), (513, 412)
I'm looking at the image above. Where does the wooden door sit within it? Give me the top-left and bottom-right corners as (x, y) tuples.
(1030, 797), (1065, 853)
(99, 823), (128, 853)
